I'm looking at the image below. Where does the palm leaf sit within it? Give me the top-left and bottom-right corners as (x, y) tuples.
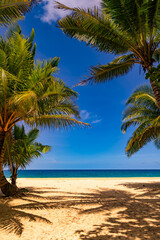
(101, 0), (141, 40)
(78, 59), (135, 85)
(122, 84), (160, 156)
(26, 114), (90, 129)
(56, 0), (160, 89)
(56, 2), (131, 54)
(0, 0), (37, 26)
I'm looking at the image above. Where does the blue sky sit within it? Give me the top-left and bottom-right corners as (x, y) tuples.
(4, 0), (160, 169)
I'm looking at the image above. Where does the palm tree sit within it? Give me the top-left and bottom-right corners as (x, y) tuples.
(5, 125), (51, 186)
(0, 0), (36, 27)
(121, 84), (160, 156)
(0, 26), (89, 196)
(56, 0), (160, 109)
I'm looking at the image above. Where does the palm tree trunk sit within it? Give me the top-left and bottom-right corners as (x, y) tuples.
(0, 132), (18, 196)
(0, 144), (8, 190)
(11, 175), (17, 186)
(0, 132), (5, 154)
(11, 165), (17, 186)
(149, 79), (160, 110)
(0, 132), (7, 188)
(146, 66), (160, 110)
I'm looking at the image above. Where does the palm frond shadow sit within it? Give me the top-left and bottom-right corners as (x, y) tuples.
(0, 182), (160, 239)
(74, 183), (160, 240)
(0, 187), (59, 236)
(122, 182), (160, 197)
(0, 200), (51, 236)
(0, 186), (87, 236)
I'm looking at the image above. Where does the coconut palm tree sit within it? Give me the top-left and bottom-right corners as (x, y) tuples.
(5, 125), (51, 186)
(0, 26), (88, 196)
(121, 84), (160, 156)
(56, 0), (160, 109)
(0, 0), (36, 27)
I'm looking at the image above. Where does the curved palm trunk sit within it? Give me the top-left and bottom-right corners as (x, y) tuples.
(146, 66), (160, 110)
(0, 132), (18, 196)
(149, 79), (160, 110)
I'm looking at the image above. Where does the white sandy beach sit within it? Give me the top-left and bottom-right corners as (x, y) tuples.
(0, 178), (160, 240)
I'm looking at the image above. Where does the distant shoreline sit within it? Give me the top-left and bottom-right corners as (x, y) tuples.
(7, 177), (160, 180)
(4, 169), (160, 178)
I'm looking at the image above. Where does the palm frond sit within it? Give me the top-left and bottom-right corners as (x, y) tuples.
(147, 0), (160, 35)
(122, 84), (160, 156)
(56, 2), (131, 55)
(0, 0), (36, 26)
(153, 48), (160, 62)
(126, 121), (160, 156)
(26, 114), (90, 129)
(78, 59), (135, 85)
(0, 26), (88, 137)
(56, 0), (160, 88)
(101, 0), (141, 40)
(4, 125), (52, 171)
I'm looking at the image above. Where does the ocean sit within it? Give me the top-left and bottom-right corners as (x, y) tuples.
(3, 169), (160, 178)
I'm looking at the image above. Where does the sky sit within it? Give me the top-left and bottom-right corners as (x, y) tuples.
(3, 0), (160, 169)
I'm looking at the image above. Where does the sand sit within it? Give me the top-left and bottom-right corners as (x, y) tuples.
(0, 178), (160, 240)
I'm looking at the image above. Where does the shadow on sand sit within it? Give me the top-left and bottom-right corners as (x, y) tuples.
(0, 182), (160, 239)
(75, 182), (160, 239)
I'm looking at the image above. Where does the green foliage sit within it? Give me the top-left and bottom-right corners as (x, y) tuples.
(56, 0), (160, 84)
(145, 64), (160, 84)
(121, 85), (160, 156)
(0, 25), (89, 136)
(0, 0), (36, 26)
(4, 125), (51, 170)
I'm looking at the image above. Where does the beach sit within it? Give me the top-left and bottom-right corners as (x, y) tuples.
(0, 178), (160, 240)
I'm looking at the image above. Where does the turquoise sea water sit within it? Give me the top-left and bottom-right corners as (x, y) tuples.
(3, 170), (160, 178)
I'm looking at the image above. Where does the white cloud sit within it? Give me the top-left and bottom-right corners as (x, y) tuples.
(40, 0), (101, 24)
(80, 110), (90, 120)
(80, 110), (102, 124)
(91, 119), (102, 124)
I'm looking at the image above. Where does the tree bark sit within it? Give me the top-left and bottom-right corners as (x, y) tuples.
(1, 172), (18, 197)
(149, 79), (160, 110)
(0, 132), (18, 196)
(11, 175), (17, 186)
(11, 165), (17, 186)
